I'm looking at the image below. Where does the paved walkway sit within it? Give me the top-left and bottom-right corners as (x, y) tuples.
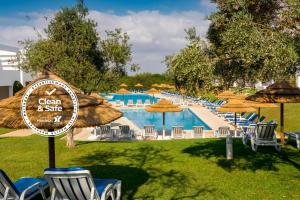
(0, 129), (33, 138)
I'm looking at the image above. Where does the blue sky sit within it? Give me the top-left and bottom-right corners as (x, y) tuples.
(0, 0), (215, 16)
(0, 0), (216, 73)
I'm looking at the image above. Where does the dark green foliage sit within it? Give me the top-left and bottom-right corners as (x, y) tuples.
(208, 0), (299, 89)
(165, 28), (215, 95)
(98, 73), (172, 93)
(18, 1), (134, 93)
(12, 81), (23, 95)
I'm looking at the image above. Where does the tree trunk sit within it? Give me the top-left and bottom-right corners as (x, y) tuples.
(66, 128), (75, 148)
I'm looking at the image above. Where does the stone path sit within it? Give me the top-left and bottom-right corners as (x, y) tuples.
(0, 129), (33, 138)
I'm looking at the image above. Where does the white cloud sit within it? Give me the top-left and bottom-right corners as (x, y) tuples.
(0, 10), (211, 73)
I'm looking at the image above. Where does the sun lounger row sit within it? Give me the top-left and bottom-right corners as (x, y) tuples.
(90, 125), (134, 141)
(0, 168), (121, 200)
(143, 125), (206, 139)
(115, 99), (152, 107)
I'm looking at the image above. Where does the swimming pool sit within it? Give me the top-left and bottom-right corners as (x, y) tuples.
(107, 94), (159, 105)
(122, 108), (211, 131)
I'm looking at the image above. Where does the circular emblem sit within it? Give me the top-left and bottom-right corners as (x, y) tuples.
(21, 79), (79, 137)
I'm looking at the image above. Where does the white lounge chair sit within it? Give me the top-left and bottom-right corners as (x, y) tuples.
(192, 126), (204, 138)
(115, 100), (124, 107)
(172, 99), (181, 106)
(171, 126), (184, 139)
(136, 99), (143, 107)
(127, 99), (134, 107)
(284, 132), (300, 151)
(143, 125), (157, 139)
(44, 167), (121, 200)
(97, 125), (113, 140)
(144, 99), (151, 106)
(0, 169), (48, 200)
(243, 123), (281, 152)
(118, 125), (133, 140)
(215, 126), (230, 137)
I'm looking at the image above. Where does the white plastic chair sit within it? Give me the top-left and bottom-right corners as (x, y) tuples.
(171, 126), (184, 139)
(143, 125), (157, 139)
(44, 168), (121, 200)
(192, 126), (204, 138)
(0, 169), (48, 200)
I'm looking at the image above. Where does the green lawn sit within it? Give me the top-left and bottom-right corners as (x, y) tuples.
(0, 136), (300, 199)
(259, 103), (300, 132)
(0, 128), (15, 135)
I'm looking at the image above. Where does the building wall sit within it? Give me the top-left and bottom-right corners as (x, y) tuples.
(0, 44), (34, 99)
(296, 72), (300, 88)
(0, 86), (9, 99)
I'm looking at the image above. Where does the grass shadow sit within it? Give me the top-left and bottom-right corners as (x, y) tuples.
(86, 165), (149, 200)
(182, 138), (300, 172)
(72, 144), (216, 199)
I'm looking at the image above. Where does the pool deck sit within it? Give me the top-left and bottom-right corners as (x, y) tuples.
(74, 94), (235, 141)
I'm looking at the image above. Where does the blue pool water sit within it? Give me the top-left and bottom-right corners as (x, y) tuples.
(122, 108), (211, 131)
(107, 94), (159, 105)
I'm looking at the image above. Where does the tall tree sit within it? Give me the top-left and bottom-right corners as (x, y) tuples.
(18, 1), (137, 93)
(208, 0), (299, 88)
(100, 28), (138, 76)
(165, 28), (215, 94)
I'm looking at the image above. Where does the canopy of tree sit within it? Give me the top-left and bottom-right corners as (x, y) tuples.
(18, 1), (138, 93)
(166, 0), (300, 93)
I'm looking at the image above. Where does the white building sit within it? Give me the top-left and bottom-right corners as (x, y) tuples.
(0, 44), (34, 100)
(296, 71), (300, 88)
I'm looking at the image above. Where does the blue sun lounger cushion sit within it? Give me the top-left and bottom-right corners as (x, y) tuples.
(0, 169), (48, 200)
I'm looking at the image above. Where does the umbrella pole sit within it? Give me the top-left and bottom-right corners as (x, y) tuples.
(48, 129), (55, 168)
(163, 112), (165, 139)
(234, 112), (237, 137)
(258, 107), (261, 122)
(280, 103), (284, 144)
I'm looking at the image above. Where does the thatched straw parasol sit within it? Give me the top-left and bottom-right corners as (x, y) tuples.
(0, 71), (122, 167)
(119, 83), (128, 87)
(152, 83), (160, 88)
(246, 80), (300, 141)
(245, 101), (277, 122)
(145, 98), (182, 138)
(90, 93), (112, 107)
(117, 88), (131, 102)
(147, 88), (160, 94)
(231, 94), (247, 100)
(117, 88), (130, 94)
(135, 83), (143, 87)
(217, 99), (256, 136)
(217, 90), (236, 99)
(147, 88), (160, 103)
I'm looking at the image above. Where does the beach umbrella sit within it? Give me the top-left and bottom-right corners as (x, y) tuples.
(217, 90), (236, 99)
(146, 88), (160, 103)
(152, 83), (160, 88)
(245, 101), (277, 122)
(231, 94), (247, 100)
(135, 83), (143, 93)
(217, 99), (256, 136)
(119, 83), (128, 87)
(117, 88), (131, 102)
(135, 83), (143, 87)
(0, 71), (122, 168)
(246, 80), (300, 141)
(145, 98), (182, 138)
(90, 93), (112, 107)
